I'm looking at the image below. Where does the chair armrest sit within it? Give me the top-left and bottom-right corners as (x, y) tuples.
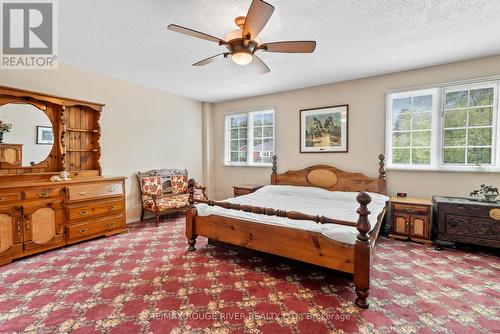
(194, 184), (207, 199)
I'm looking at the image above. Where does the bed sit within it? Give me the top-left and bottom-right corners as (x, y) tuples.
(185, 155), (388, 308)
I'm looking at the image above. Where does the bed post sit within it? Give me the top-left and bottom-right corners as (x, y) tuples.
(186, 178), (198, 251)
(271, 155), (277, 185)
(354, 192), (372, 309)
(378, 154), (387, 194)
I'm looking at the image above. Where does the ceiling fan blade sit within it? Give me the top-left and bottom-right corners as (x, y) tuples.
(251, 55), (270, 74)
(193, 53), (229, 66)
(242, 0), (275, 40)
(167, 24), (227, 45)
(259, 41), (316, 53)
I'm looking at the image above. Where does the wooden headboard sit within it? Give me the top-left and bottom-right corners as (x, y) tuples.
(270, 155), (387, 195)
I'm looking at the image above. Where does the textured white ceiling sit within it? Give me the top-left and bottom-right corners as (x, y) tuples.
(59, 0), (500, 102)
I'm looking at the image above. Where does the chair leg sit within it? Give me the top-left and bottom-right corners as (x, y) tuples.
(141, 208), (144, 222)
(156, 211), (160, 227)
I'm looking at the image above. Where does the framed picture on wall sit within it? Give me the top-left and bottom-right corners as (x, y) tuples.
(300, 104), (349, 153)
(36, 126), (54, 145)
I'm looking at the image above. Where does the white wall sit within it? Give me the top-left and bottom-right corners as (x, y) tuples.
(210, 55), (500, 200)
(0, 63), (203, 223)
(0, 104), (53, 166)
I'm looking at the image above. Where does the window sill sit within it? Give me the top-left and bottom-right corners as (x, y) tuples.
(388, 166), (500, 173)
(224, 163), (272, 168)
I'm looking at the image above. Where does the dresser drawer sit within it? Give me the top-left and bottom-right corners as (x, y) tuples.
(392, 203), (429, 214)
(0, 192), (21, 205)
(23, 187), (62, 201)
(67, 182), (123, 202)
(66, 214), (125, 241)
(67, 199), (124, 221)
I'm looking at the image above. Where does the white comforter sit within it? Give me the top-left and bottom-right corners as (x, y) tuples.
(196, 185), (389, 245)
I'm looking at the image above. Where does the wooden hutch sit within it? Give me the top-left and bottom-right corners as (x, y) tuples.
(0, 85), (127, 266)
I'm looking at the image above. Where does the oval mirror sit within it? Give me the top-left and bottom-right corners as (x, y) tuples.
(0, 103), (53, 167)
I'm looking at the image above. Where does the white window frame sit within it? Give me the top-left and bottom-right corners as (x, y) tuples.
(385, 88), (440, 171)
(224, 108), (276, 167)
(386, 80), (500, 172)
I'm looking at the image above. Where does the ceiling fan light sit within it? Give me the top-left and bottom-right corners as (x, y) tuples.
(231, 52), (253, 66)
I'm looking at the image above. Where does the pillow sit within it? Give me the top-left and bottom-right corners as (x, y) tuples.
(141, 176), (163, 197)
(171, 174), (188, 194)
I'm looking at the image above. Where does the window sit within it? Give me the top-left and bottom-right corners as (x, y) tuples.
(386, 80), (499, 172)
(225, 109), (275, 166)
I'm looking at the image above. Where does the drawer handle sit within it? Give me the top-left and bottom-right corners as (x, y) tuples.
(108, 205), (116, 210)
(107, 222), (116, 228)
(79, 210), (88, 216)
(107, 186), (116, 192)
(0, 197), (4, 202)
(38, 191), (49, 198)
(79, 228), (88, 234)
(16, 221), (21, 236)
(25, 220), (30, 232)
(79, 191), (87, 196)
(405, 208), (414, 213)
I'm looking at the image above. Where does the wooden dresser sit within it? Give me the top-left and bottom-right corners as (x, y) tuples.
(433, 196), (500, 248)
(0, 177), (126, 265)
(0, 85), (127, 266)
(389, 196), (433, 244)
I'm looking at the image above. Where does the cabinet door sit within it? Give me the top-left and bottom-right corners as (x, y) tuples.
(0, 208), (23, 258)
(410, 215), (429, 239)
(392, 213), (410, 235)
(23, 202), (64, 251)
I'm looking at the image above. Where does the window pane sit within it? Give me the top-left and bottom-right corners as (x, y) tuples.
(263, 113), (273, 126)
(263, 126), (273, 137)
(393, 132), (411, 147)
(412, 148), (431, 164)
(392, 114), (411, 131)
(239, 151), (247, 162)
(444, 110), (467, 128)
(444, 148), (466, 164)
(238, 128), (247, 138)
(253, 126), (263, 138)
(263, 138), (274, 151)
(468, 148), (491, 164)
(230, 129), (238, 139)
(412, 112), (431, 130)
(444, 129), (466, 146)
(230, 140), (239, 151)
(445, 91), (468, 109)
(393, 97), (411, 114)
(470, 88), (494, 107)
(262, 153), (273, 164)
(253, 139), (262, 149)
(238, 140), (247, 151)
(412, 131), (431, 147)
(253, 115), (263, 126)
(392, 148), (410, 164)
(468, 128), (492, 146)
(230, 152), (239, 162)
(413, 95), (432, 112)
(469, 107), (493, 126)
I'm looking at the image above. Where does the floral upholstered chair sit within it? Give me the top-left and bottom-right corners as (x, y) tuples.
(138, 169), (207, 226)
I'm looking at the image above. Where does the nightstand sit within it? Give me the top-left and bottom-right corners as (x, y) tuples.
(389, 196), (433, 244)
(233, 184), (263, 197)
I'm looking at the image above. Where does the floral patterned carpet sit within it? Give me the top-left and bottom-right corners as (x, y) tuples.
(0, 218), (499, 334)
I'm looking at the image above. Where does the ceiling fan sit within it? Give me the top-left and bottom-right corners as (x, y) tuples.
(167, 0), (316, 74)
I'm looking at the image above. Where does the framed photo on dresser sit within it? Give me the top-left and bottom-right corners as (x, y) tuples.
(300, 104), (349, 153)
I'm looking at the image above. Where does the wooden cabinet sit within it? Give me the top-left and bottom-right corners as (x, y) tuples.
(389, 197), (433, 244)
(233, 184), (263, 197)
(433, 196), (500, 248)
(0, 177), (127, 265)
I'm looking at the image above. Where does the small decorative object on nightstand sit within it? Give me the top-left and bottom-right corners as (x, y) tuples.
(389, 196), (433, 244)
(233, 184), (263, 197)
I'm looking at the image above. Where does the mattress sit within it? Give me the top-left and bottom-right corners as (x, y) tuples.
(196, 185), (389, 245)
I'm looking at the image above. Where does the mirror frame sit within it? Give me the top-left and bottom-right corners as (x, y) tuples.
(0, 98), (54, 169)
